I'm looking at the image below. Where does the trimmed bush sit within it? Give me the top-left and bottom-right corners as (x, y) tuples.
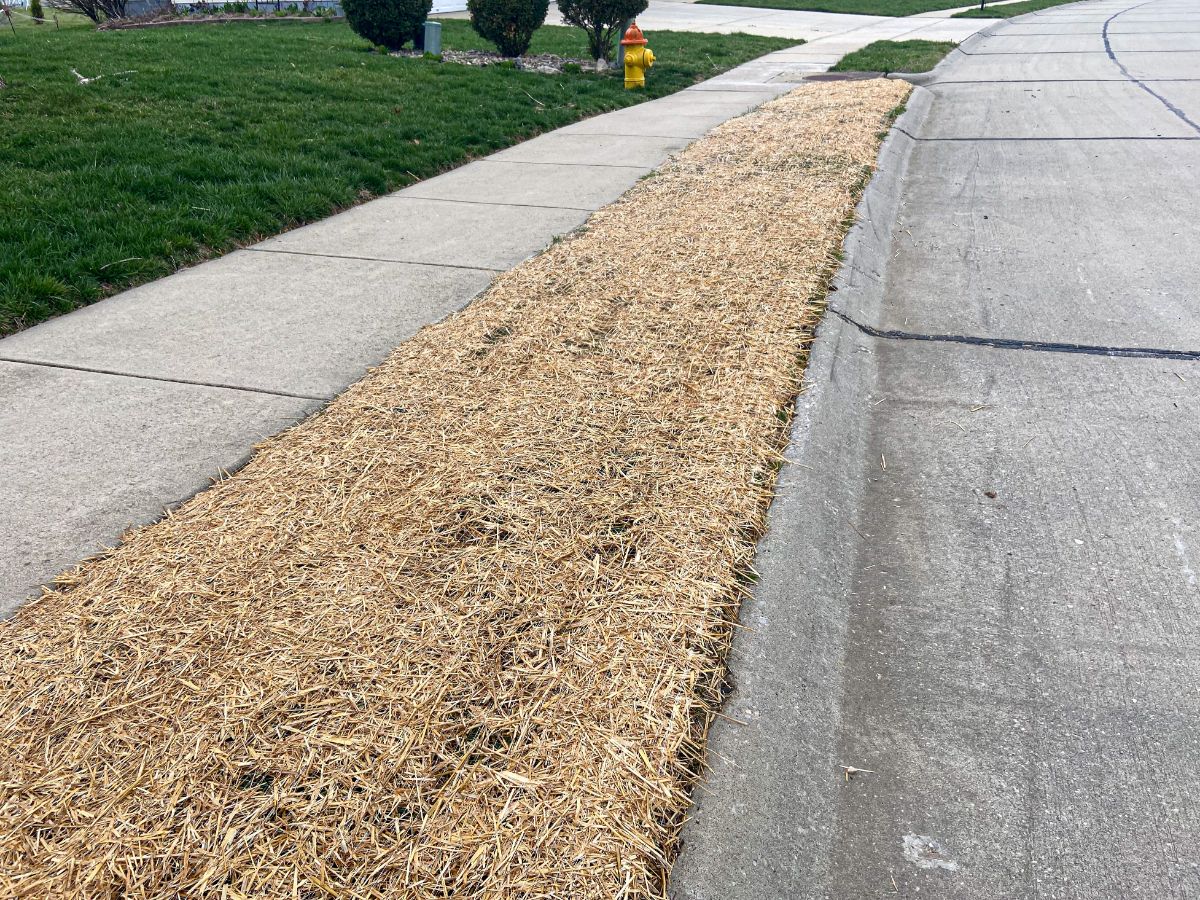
(558, 0), (646, 61)
(343, 0), (432, 51)
(29, 0), (44, 23)
(467, 0), (548, 57)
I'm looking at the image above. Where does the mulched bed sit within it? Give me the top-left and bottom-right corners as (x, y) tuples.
(0, 78), (909, 899)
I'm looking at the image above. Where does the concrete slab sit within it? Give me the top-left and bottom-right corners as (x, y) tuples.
(761, 45), (845, 60)
(0, 251), (493, 398)
(672, 339), (1200, 900)
(0, 362), (320, 616)
(798, 340), (1200, 900)
(967, 33), (1105, 52)
(931, 49), (1200, 80)
(1149, 81), (1200, 120)
(1123, 49), (1200, 79)
(880, 137), (1200, 347)
(897, 22), (990, 40)
(632, 89), (782, 117)
(916, 80), (1199, 137)
(1002, 20), (1200, 33)
(401, 159), (644, 207)
(684, 81), (793, 92)
(489, 131), (692, 166)
(408, 158), (657, 210)
(764, 46), (847, 57)
(553, 108), (734, 139)
(1112, 31), (1200, 49)
(253, 197), (590, 270)
(981, 22), (1119, 34)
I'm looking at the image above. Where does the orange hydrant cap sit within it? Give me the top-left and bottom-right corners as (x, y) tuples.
(620, 22), (648, 45)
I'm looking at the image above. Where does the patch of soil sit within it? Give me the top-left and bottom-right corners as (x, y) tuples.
(395, 47), (594, 74)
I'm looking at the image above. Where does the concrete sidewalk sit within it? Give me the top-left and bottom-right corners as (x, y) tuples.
(671, 0), (1200, 898)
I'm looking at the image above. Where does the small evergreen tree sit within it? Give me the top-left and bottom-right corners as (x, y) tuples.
(343, 0), (431, 51)
(557, 0), (646, 63)
(29, 0), (45, 24)
(468, 0), (548, 57)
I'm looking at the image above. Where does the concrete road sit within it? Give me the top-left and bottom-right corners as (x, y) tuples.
(672, 1), (1200, 898)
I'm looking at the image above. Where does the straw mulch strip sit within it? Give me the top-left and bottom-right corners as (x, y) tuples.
(0, 78), (909, 899)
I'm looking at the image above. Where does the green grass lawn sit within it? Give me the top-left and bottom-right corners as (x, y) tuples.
(830, 39), (955, 73)
(695, 0), (1078, 15)
(952, 0), (1081, 17)
(0, 21), (793, 335)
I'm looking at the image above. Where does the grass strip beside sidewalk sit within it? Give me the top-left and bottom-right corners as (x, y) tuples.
(831, 39), (956, 75)
(0, 78), (911, 899)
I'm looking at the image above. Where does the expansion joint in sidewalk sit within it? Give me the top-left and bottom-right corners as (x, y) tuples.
(245, 247), (506, 273)
(384, 194), (595, 213)
(0, 356), (333, 402)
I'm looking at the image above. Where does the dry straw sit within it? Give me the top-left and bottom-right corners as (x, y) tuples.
(0, 79), (910, 898)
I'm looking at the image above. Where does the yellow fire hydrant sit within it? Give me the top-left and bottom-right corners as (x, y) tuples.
(621, 22), (654, 90)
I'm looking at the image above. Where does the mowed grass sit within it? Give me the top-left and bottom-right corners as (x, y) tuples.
(0, 21), (794, 335)
(830, 39), (956, 73)
(953, 0), (1082, 17)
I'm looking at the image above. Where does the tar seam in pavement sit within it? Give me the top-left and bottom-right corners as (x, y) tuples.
(1102, 0), (1200, 133)
(828, 307), (1200, 362)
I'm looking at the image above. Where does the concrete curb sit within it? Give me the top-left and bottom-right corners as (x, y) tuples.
(668, 82), (936, 900)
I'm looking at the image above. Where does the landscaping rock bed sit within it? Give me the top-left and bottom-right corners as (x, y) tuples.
(396, 47), (593, 74)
